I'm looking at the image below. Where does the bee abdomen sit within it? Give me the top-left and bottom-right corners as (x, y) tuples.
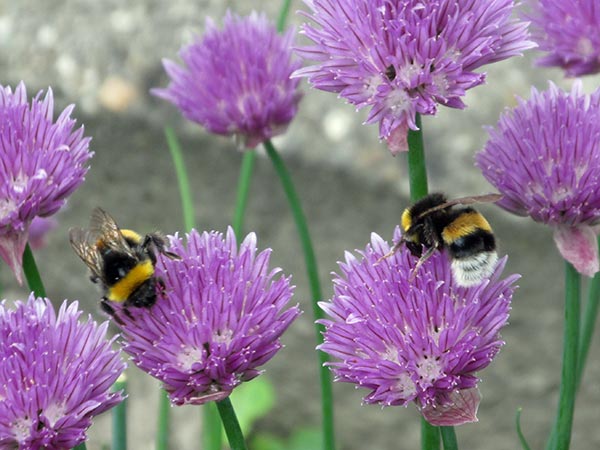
(450, 251), (498, 287)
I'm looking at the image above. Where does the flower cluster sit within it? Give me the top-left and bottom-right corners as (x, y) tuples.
(0, 82), (92, 283)
(114, 228), (300, 405)
(528, 0), (600, 76)
(153, 11), (302, 149)
(0, 296), (125, 449)
(319, 228), (518, 425)
(476, 82), (600, 276)
(294, 0), (534, 153)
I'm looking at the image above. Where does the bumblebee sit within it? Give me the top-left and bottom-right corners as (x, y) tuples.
(69, 208), (178, 322)
(384, 193), (501, 287)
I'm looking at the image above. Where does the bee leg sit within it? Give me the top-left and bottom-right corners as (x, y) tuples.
(376, 241), (403, 264)
(101, 299), (126, 326)
(409, 245), (438, 281)
(123, 307), (134, 321)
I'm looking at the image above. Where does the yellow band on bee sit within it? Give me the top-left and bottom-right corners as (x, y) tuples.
(121, 229), (143, 243)
(108, 259), (154, 302)
(401, 208), (412, 231)
(441, 211), (492, 243)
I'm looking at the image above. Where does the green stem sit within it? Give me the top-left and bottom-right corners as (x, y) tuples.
(407, 117), (440, 450)
(216, 398), (247, 450)
(156, 390), (170, 450)
(440, 427), (458, 450)
(232, 151), (256, 236)
(546, 262), (580, 450)
(406, 114), (428, 202)
(576, 237), (600, 389)
(112, 376), (128, 450)
(263, 139), (335, 450)
(516, 408), (532, 450)
(277, 0), (293, 31)
(421, 419), (440, 450)
(165, 126), (196, 232)
(23, 243), (46, 297)
(73, 443), (87, 450)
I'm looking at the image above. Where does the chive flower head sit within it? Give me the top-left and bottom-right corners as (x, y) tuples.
(528, 0), (600, 76)
(114, 228), (300, 405)
(0, 82), (92, 284)
(319, 228), (518, 425)
(293, 0), (535, 154)
(0, 296), (125, 449)
(153, 11), (302, 149)
(476, 82), (600, 276)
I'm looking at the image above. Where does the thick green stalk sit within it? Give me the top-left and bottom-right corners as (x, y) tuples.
(112, 376), (128, 450)
(73, 443), (87, 450)
(546, 263), (580, 450)
(576, 237), (600, 389)
(216, 398), (247, 450)
(406, 114), (428, 202)
(165, 126), (196, 232)
(232, 152), (256, 236)
(164, 128), (222, 450)
(407, 117), (443, 450)
(156, 390), (170, 450)
(23, 243), (46, 297)
(421, 419), (440, 450)
(440, 427), (458, 450)
(263, 140), (335, 450)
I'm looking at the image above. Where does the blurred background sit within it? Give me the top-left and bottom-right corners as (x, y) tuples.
(1, 1), (600, 449)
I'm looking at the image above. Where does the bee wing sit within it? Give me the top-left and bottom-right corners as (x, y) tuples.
(89, 207), (135, 257)
(69, 227), (104, 280)
(416, 193), (503, 220)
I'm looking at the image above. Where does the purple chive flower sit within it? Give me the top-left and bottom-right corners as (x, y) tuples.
(113, 228), (300, 405)
(528, 0), (600, 76)
(476, 81), (600, 276)
(0, 296), (125, 450)
(152, 11), (302, 149)
(293, 0), (535, 154)
(319, 228), (518, 425)
(0, 82), (92, 284)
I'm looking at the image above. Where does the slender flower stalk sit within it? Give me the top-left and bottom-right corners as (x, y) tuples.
(232, 152), (256, 236)
(577, 240), (600, 388)
(22, 243), (46, 298)
(546, 263), (580, 450)
(405, 116), (439, 450)
(163, 128), (222, 450)
(421, 421), (440, 450)
(112, 375), (128, 450)
(263, 139), (335, 450)
(216, 398), (248, 450)
(165, 127), (195, 232)
(440, 427), (459, 450)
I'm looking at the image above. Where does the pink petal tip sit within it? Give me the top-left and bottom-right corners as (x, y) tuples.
(420, 388), (481, 426)
(554, 225), (599, 277)
(0, 228), (29, 285)
(386, 123), (409, 155)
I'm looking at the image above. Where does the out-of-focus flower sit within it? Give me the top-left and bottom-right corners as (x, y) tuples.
(28, 217), (58, 250)
(0, 296), (125, 449)
(0, 82), (92, 283)
(114, 228), (300, 405)
(319, 228), (518, 425)
(528, 0), (600, 76)
(152, 11), (302, 149)
(476, 81), (600, 276)
(293, 0), (535, 154)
